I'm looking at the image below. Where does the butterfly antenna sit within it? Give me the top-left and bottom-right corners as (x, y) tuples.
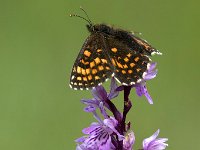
(69, 14), (91, 25)
(79, 6), (92, 25)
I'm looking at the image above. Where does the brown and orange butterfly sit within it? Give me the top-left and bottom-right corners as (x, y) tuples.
(69, 8), (161, 90)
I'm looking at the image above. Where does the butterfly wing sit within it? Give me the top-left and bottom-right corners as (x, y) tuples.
(130, 33), (162, 56)
(105, 35), (151, 85)
(69, 33), (114, 90)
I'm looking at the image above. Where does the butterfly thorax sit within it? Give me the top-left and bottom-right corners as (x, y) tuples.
(87, 24), (131, 39)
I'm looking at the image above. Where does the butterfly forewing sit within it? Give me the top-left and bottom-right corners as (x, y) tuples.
(130, 34), (162, 55)
(70, 33), (114, 90)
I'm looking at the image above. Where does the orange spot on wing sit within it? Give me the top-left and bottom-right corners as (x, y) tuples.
(128, 70), (133, 74)
(123, 64), (128, 68)
(84, 50), (91, 57)
(82, 69), (86, 75)
(77, 77), (82, 80)
(112, 59), (116, 66)
(127, 53), (131, 58)
(98, 65), (104, 71)
(122, 70), (126, 74)
(90, 61), (95, 68)
(116, 61), (123, 68)
(111, 48), (117, 53)
(83, 77), (87, 81)
(95, 76), (100, 80)
(101, 59), (108, 64)
(94, 57), (101, 64)
(124, 57), (129, 62)
(106, 66), (110, 70)
(86, 68), (90, 74)
(77, 66), (82, 74)
(88, 75), (92, 80)
(130, 63), (135, 67)
(134, 57), (139, 62)
(92, 69), (97, 74)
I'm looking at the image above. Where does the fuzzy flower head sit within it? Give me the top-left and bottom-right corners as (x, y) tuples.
(76, 117), (124, 150)
(143, 129), (168, 150)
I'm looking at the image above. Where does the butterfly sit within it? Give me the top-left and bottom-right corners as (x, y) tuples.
(69, 8), (161, 90)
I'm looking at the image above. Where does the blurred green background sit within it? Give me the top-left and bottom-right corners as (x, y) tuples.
(0, 0), (199, 149)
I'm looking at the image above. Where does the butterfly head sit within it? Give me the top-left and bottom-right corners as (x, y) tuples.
(86, 24), (95, 32)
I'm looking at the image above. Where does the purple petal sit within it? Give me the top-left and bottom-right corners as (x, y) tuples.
(143, 129), (160, 148)
(82, 123), (100, 134)
(108, 78), (119, 99)
(104, 117), (118, 128)
(84, 105), (96, 112)
(147, 138), (168, 150)
(148, 62), (157, 72)
(99, 102), (109, 119)
(144, 90), (153, 104)
(92, 111), (103, 124)
(84, 133), (112, 150)
(135, 84), (153, 104)
(92, 85), (107, 101)
(142, 62), (157, 81)
(76, 118), (121, 150)
(135, 85), (145, 97)
(143, 129), (168, 150)
(75, 136), (87, 143)
(81, 99), (99, 106)
(76, 144), (87, 150)
(83, 122), (114, 150)
(104, 117), (124, 141)
(144, 69), (158, 80)
(123, 131), (135, 150)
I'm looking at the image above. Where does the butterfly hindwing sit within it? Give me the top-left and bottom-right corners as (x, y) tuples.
(106, 35), (150, 85)
(70, 33), (114, 90)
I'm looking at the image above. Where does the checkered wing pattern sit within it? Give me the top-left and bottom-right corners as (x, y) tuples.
(106, 36), (151, 85)
(69, 33), (114, 90)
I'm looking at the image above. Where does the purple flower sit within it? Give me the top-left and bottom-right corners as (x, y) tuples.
(75, 117), (124, 150)
(81, 77), (119, 118)
(116, 62), (157, 104)
(143, 129), (168, 150)
(135, 62), (157, 104)
(135, 83), (153, 104)
(123, 131), (135, 150)
(92, 77), (119, 101)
